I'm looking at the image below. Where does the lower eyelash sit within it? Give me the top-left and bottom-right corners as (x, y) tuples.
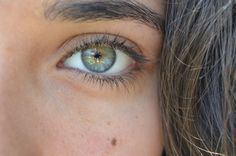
(77, 67), (142, 92)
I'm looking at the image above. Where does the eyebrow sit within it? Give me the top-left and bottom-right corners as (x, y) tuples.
(44, 0), (164, 32)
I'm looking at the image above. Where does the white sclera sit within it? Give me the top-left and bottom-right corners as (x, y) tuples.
(64, 49), (134, 75)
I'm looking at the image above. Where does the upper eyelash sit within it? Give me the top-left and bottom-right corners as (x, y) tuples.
(70, 34), (150, 64)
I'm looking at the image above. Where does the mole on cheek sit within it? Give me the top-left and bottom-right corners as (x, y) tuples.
(106, 121), (111, 126)
(111, 137), (117, 146)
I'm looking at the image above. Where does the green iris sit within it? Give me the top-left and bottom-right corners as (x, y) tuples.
(81, 45), (117, 73)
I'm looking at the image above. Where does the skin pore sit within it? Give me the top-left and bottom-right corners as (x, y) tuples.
(0, 0), (165, 156)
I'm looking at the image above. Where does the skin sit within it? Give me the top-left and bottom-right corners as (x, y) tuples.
(0, 0), (164, 156)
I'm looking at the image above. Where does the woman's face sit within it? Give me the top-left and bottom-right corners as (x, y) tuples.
(0, 0), (164, 155)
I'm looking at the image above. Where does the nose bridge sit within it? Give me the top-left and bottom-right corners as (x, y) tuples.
(0, 42), (32, 112)
(0, 52), (16, 155)
(0, 4), (43, 155)
(0, 47), (22, 121)
(0, 47), (21, 96)
(0, 48), (34, 156)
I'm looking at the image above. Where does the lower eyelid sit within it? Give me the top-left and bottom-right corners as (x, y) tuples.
(61, 68), (142, 93)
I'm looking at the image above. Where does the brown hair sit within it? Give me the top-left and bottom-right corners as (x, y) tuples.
(161, 0), (236, 155)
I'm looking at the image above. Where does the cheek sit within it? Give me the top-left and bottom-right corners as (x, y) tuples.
(34, 64), (162, 156)
(33, 98), (163, 156)
(77, 133), (116, 155)
(46, 129), (114, 156)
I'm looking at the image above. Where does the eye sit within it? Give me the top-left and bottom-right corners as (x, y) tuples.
(58, 34), (149, 89)
(64, 44), (135, 75)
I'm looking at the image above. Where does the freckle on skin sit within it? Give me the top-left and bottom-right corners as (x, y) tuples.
(111, 138), (117, 146)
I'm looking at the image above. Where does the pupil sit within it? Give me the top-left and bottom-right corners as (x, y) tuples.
(94, 52), (102, 60)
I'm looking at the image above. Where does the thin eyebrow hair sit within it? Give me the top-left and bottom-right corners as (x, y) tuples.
(44, 0), (165, 32)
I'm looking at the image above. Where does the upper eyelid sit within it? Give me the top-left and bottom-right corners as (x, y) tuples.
(62, 32), (140, 49)
(59, 33), (149, 64)
(62, 32), (145, 56)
